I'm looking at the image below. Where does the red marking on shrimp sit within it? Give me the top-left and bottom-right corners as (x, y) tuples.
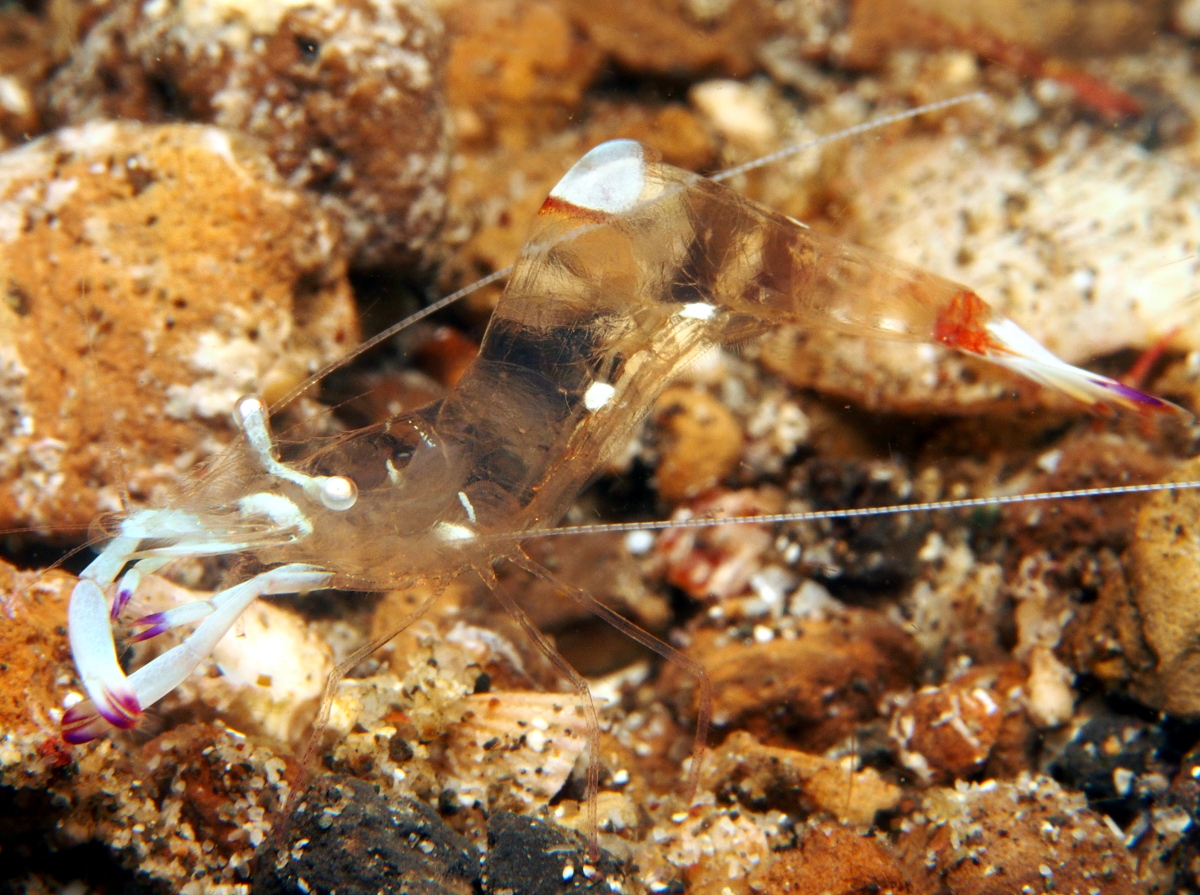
(537, 194), (607, 222)
(932, 290), (1003, 357)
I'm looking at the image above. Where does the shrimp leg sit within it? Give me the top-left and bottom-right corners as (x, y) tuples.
(476, 564), (603, 851)
(510, 549), (712, 804)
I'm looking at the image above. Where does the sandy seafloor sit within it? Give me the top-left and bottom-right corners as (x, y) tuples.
(3, 0), (1200, 892)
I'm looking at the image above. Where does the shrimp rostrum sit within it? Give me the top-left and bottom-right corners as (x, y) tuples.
(64, 137), (1182, 745)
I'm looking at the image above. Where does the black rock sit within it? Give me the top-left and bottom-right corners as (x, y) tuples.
(252, 775), (480, 895)
(1050, 713), (1165, 826)
(484, 812), (625, 895)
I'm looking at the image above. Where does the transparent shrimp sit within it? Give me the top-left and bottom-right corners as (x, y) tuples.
(61, 109), (1188, 827)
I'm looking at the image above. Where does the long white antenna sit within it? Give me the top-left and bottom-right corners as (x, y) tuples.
(509, 479), (1200, 541)
(711, 92), (986, 183)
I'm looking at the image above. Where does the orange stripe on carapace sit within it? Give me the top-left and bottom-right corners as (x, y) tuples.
(538, 194), (611, 223)
(933, 290), (1003, 356)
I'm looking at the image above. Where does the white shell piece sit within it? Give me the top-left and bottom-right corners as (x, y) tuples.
(549, 140), (646, 214)
(443, 691), (588, 809)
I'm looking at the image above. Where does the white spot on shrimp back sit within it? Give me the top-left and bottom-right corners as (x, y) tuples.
(550, 140), (647, 214)
(679, 302), (717, 320)
(435, 521), (476, 542)
(457, 490), (477, 523)
(583, 381), (616, 411)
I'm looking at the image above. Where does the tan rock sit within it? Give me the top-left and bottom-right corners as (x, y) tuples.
(47, 0), (449, 267)
(706, 730), (902, 825)
(683, 608), (919, 752)
(753, 822), (932, 895)
(0, 120), (357, 535)
(1124, 455), (1200, 715)
(653, 386), (745, 501)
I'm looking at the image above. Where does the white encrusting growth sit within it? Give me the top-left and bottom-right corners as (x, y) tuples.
(549, 140), (647, 214)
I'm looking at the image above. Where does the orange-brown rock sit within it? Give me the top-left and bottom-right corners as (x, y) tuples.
(889, 663), (1031, 784)
(0, 558), (73, 740)
(683, 608), (919, 752)
(1076, 455), (1200, 716)
(0, 121), (357, 536)
(46, 0), (448, 268)
(653, 386), (745, 502)
(896, 776), (1138, 895)
(706, 731), (902, 825)
(753, 822), (932, 895)
(443, 0), (603, 151)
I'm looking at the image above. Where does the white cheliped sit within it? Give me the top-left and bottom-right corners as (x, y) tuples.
(61, 96), (1192, 745)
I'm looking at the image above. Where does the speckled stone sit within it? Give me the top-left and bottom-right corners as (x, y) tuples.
(46, 0), (449, 268)
(0, 120), (357, 535)
(254, 775), (479, 895)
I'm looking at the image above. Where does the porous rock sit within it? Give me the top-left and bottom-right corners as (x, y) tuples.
(682, 608), (919, 752)
(752, 822), (930, 895)
(47, 0), (449, 268)
(0, 557), (75, 771)
(705, 730), (902, 825)
(653, 386), (745, 502)
(1065, 455), (1200, 715)
(1124, 457), (1200, 715)
(0, 120), (357, 536)
(895, 775), (1138, 895)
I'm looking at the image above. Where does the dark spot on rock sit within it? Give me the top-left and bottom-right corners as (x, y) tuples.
(295, 35), (321, 61)
(5, 280), (30, 315)
(387, 733), (413, 763)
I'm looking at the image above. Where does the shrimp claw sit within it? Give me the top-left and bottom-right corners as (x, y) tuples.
(65, 562), (332, 743)
(63, 394), (347, 743)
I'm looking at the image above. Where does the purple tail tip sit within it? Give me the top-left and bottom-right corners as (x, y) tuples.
(1092, 377), (1193, 421)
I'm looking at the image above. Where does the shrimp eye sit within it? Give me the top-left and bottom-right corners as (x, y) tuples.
(303, 423), (427, 491)
(319, 475), (358, 511)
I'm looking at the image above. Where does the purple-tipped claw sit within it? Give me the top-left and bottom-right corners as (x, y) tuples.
(129, 614), (170, 643)
(111, 587), (133, 621)
(62, 704), (110, 744)
(94, 685), (141, 730)
(60, 686), (140, 743)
